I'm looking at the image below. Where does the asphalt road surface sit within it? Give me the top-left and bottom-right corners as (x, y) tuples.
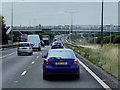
(2, 46), (104, 88)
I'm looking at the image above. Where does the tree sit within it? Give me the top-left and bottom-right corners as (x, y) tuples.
(0, 15), (8, 44)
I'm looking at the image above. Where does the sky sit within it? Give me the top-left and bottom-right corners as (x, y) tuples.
(1, 1), (119, 26)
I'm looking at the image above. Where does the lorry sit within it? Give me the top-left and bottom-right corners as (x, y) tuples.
(42, 35), (50, 45)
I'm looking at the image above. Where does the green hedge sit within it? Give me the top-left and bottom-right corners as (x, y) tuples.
(96, 35), (120, 44)
(113, 36), (120, 43)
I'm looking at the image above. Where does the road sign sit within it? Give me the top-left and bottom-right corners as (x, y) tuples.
(6, 27), (11, 34)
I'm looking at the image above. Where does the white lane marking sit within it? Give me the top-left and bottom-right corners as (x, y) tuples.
(41, 48), (44, 50)
(33, 52), (39, 54)
(14, 81), (18, 83)
(32, 61), (35, 64)
(0, 52), (16, 59)
(37, 56), (39, 58)
(78, 59), (111, 89)
(21, 71), (27, 76)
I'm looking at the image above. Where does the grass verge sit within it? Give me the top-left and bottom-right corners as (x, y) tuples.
(64, 43), (120, 80)
(2, 46), (17, 50)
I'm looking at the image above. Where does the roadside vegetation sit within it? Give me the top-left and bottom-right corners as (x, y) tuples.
(71, 32), (120, 44)
(64, 43), (120, 80)
(3, 46), (17, 50)
(0, 15), (8, 44)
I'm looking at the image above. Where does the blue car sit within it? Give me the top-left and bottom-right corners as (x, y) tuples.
(51, 41), (64, 49)
(42, 49), (80, 80)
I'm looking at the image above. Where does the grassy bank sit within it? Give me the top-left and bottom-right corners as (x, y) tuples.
(2, 46), (17, 50)
(2, 42), (18, 50)
(64, 43), (120, 80)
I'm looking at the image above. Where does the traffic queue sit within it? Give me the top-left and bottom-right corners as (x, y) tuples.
(17, 35), (80, 80)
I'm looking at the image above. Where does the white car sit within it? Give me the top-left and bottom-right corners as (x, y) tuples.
(27, 35), (41, 51)
(17, 42), (33, 56)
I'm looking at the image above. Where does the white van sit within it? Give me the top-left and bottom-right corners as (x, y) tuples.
(27, 35), (41, 51)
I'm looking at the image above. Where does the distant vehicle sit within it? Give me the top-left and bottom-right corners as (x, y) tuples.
(41, 40), (45, 47)
(51, 41), (64, 49)
(42, 49), (80, 80)
(17, 42), (33, 56)
(53, 38), (58, 41)
(21, 34), (28, 42)
(27, 35), (41, 51)
(42, 35), (50, 45)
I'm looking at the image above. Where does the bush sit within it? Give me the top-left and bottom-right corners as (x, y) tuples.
(113, 36), (120, 44)
(103, 37), (110, 44)
(111, 35), (115, 43)
(96, 37), (101, 44)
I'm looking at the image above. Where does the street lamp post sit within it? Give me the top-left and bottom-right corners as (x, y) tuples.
(11, 0), (13, 44)
(101, 0), (104, 47)
(94, 32), (96, 44)
(110, 30), (111, 43)
(70, 13), (73, 44)
(34, 18), (36, 27)
(65, 11), (80, 44)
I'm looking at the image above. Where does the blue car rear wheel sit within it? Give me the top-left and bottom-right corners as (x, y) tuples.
(76, 74), (80, 79)
(43, 75), (47, 80)
(43, 71), (48, 80)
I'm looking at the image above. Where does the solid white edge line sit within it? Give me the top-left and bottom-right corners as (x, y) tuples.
(0, 52), (16, 59)
(21, 71), (27, 76)
(78, 59), (111, 89)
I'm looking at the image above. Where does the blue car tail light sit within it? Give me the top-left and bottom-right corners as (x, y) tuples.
(71, 71), (76, 73)
(60, 45), (63, 48)
(45, 59), (51, 65)
(72, 59), (78, 65)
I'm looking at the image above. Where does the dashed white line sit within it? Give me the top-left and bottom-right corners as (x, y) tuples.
(0, 52), (16, 59)
(33, 52), (39, 54)
(78, 59), (111, 89)
(32, 61), (35, 64)
(37, 56), (39, 58)
(21, 71), (27, 76)
(14, 81), (18, 83)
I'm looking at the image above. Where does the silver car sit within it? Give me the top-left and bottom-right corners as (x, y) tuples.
(17, 42), (33, 56)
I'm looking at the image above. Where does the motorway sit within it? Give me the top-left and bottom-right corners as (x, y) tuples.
(2, 46), (105, 88)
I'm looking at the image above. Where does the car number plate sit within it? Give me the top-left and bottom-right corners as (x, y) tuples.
(55, 62), (67, 65)
(22, 48), (27, 50)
